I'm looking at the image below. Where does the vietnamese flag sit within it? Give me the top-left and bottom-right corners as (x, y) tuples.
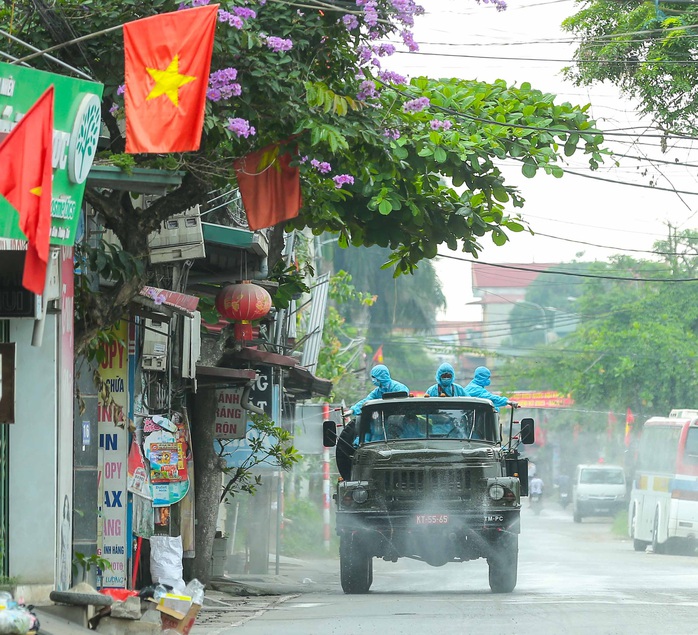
(372, 345), (384, 364)
(0, 86), (54, 294)
(124, 4), (218, 154)
(234, 144), (302, 230)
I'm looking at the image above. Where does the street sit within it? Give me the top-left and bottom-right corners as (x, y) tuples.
(211, 503), (698, 635)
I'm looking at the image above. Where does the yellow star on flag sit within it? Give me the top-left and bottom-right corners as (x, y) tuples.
(145, 55), (196, 107)
(30, 186), (42, 196)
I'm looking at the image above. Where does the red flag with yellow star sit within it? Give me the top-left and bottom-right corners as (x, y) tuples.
(124, 5), (218, 154)
(0, 85), (54, 294)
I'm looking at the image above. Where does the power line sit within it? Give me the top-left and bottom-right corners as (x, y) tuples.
(436, 255), (698, 282)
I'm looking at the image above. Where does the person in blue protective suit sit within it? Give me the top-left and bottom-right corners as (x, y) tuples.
(351, 364), (409, 416)
(425, 362), (467, 397)
(463, 366), (518, 412)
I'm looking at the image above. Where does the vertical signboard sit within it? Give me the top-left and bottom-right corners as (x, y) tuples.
(0, 62), (103, 245)
(97, 322), (129, 588)
(219, 366), (275, 468)
(214, 387), (246, 439)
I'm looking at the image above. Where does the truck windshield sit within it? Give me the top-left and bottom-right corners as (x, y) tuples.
(360, 405), (498, 443)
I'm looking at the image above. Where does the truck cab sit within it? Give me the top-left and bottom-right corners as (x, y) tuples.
(323, 395), (535, 594)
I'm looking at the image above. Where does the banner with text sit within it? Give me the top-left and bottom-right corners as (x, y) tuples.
(97, 322), (129, 588)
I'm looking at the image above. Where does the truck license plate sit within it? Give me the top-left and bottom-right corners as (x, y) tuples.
(415, 514), (449, 525)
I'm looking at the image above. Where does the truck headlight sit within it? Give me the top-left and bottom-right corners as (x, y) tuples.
(489, 484), (505, 501)
(352, 487), (369, 504)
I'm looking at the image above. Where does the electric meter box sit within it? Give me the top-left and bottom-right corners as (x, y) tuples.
(148, 205), (206, 264)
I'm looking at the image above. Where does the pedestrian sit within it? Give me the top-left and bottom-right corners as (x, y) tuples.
(351, 364), (409, 416)
(462, 366), (518, 411)
(425, 362), (467, 397)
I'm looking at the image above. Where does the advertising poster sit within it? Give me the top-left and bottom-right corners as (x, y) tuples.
(97, 322), (129, 588)
(143, 412), (191, 507)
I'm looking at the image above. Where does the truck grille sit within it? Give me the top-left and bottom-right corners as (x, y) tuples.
(379, 468), (472, 498)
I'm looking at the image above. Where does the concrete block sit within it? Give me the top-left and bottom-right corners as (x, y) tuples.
(111, 596), (142, 620)
(38, 603), (89, 628)
(95, 616), (161, 635)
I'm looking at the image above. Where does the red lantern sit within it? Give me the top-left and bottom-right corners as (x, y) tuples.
(215, 281), (272, 341)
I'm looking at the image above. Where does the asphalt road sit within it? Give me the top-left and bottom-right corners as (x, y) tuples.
(208, 503), (698, 635)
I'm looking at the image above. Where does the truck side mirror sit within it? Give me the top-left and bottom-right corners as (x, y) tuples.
(323, 420), (337, 447)
(520, 418), (535, 445)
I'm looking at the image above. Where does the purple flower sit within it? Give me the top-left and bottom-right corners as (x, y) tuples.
(333, 174), (355, 188)
(342, 14), (359, 30)
(299, 155), (308, 163)
(233, 6), (256, 19)
(401, 30), (419, 52)
(265, 36), (293, 52)
(429, 119), (453, 131)
(117, 84), (125, 96)
(403, 96), (430, 113)
(383, 128), (401, 140)
(378, 43), (396, 57)
(207, 87), (222, 102)
(109, 103), (119, 116)
(357, 80), (377, 101)
(378, 70), (406, 85)
(310, 159), (332, 174)
(227, 118), (256, 138)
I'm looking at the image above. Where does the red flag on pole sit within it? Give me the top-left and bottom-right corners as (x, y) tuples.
(625, 408), (635, 447)
(234, 144), (302, 230)
(0, 86), (54, 294)
(607, 411), (617, 440)
(124, 4), (218, 153)
(372, 345), (384, 364)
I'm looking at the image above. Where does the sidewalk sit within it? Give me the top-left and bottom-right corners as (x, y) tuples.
(190, 555), (340, 633)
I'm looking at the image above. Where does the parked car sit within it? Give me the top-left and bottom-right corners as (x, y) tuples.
(572, 464), (627, 523)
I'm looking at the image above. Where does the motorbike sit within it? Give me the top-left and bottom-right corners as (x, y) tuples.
(530, 492), (543, 515)
(559, 490), (570, 509)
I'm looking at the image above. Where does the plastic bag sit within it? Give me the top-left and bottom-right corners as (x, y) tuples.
(0, 607), (32, 634)
(150, 535), (185, 592)
(183, 579), (205, 605)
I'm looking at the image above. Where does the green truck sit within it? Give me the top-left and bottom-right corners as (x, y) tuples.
(323, 395), (535, 594)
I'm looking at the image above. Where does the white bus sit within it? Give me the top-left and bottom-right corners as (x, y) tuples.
(628, 409), (698, 554)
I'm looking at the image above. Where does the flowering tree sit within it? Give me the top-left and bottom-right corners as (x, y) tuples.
(4, 0), (605, 350)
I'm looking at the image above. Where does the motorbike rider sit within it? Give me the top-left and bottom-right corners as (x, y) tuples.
(529, 475), (544, 503)
(351, 364), (409, 416)
(425, 362), (467, 397)
(463, 366), (518, 411)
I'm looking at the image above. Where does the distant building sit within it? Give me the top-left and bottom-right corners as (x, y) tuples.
(470, 261), (556, 369)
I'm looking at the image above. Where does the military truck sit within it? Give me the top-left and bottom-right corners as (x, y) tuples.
(322, 394), (535, 594)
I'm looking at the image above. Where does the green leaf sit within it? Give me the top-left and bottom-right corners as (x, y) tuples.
(378, 200), (393, 215)
(522, 162), (538, 178)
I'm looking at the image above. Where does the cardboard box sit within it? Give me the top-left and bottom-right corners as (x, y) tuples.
(159, 602), (201, 634)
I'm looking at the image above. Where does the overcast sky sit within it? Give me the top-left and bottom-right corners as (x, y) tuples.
(388, 0), (698, 320)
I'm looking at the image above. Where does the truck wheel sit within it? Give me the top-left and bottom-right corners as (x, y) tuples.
(652, 511), (665, 555)
(487, 534), (518, 594)
(630, 507), (649, 552)
(340, 534), (373, 594)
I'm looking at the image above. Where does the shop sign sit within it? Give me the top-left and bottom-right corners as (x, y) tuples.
(0, 62), (103, 246)
(0, 251), (40, 318)
(214, 387), (246, 439)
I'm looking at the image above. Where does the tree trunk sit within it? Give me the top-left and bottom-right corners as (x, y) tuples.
(189, 387), (222, 584)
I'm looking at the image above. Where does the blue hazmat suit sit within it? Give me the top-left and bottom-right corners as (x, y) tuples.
(351, 365), (409, 415)
(463, 366), (512, 412)
(425, 362), (467, 397)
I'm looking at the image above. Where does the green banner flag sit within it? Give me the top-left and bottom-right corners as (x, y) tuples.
(0, 62), (103, 246)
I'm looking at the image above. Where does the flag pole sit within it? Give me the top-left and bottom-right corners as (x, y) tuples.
(10, 24), (123, 65)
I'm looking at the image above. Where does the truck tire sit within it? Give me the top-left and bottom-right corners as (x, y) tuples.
(630, 506), (649, 552)
(340, 534), (373, 594)
(652, 510), (665, 555)
(487, 534), (518, 594)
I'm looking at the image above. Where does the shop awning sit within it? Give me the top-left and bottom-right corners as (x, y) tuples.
(286, 365), (333, 399)
(196, 366), (257, 386)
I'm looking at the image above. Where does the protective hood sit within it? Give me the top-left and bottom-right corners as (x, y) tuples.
(473, 366), (492, 387)
(371, 364), (392, 389)
(436, 362), (455, 388)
